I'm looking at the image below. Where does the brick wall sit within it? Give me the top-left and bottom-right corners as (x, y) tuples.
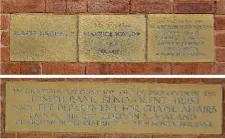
(0, 78), (225, 138)
(0, 0), (225, 75)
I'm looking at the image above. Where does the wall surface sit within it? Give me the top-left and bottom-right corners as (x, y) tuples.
(1, 0), (225, 75)
(0, 78), (225, 138)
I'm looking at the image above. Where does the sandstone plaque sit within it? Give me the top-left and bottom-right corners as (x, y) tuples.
(10, 14), (77, 62)
(5, 82), (222, 134)
(147, 14), (214, 62)
(79, 15), (146, 62)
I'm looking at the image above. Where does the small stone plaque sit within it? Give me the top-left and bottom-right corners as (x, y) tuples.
(10, 14), (77, 62)
(79, 15), (146, 62)
(5, 82), (222, 134)
(147, 14), (214, 62)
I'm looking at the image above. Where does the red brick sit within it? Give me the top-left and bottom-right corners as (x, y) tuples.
(171, 63), (210, 75)
(177, 78), (202, 83)
(215, 15), (225, 30)
(1, 0), (11, 13)
(215, 32), (225, 47)
(1, 15), (9, 30)
(0, 80), (2, 97)
(1, 110), (4, 133)
(174, 0), (214, 13)
(109, 63), (127, 75)
(172, 63), (195, 74)
(88, 0), (130, 13)
(127, 63), (171, 75)
(67, 0), (88, 13)
(7, 0), (45, 13)
(202, 79), (225, 84)
(1, 81), (5, 98)
(1, 63), (20, 75)
(157, 78), (178, 83)
(42, 63), (65, 75)
(17, 133), (62, 138)
(212, 63), (225, 74)
(72, 78), (111, 82)
(1, 109), (4, 132)
(1, 47), (9, 62)
(20, 78), (65, 81)
(110, 78), (156, 83)
(46, 0), (67, 13)
(223, 87), (225, 102)
(131, 0), (172, 13)
(224, 116), (225, 133)
(86, 63), (109, 75)
(1, 32), (9, 46)
(20, 63), (42, 75)
(195, 63), (212, 74)
(1, 133), (17, 138)
(216, 0), (225, 15)
(158, 78), (202, 83)
(157, 78), (201, 83)
(1, 99), (4, 116)
(0, 116), (1, 134)
(175, 0), (212, 1)
(216, 48), (225, 62)
(64, 63), (85, 74)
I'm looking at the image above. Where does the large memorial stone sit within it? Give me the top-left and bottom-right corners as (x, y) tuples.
(5, 82), (222, 134)
(79, 15), (146, 62)
(147, 14), (214, 62)
(10, 14), (77, 62)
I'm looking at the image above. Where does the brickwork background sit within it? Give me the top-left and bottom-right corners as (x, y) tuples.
(0, 0), (225, 75)
(0, 78), (224, 138)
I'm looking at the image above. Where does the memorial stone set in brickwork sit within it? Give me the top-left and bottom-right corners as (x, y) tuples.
(1, 0), (225, 138)
(5, 81), (223, 134)
(10, 14), (214, 63)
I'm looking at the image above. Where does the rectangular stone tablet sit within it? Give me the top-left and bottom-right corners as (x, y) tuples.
(79, 15), (146, 62)
(147, 14), (214, 62)
(5, 82), (222, 134)
(10, 14), (77, 62)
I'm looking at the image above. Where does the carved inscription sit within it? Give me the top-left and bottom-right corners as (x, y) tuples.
(148, 14), (214, 62)
(5, 82), (222, 134)
(79, 15), (146, 62)
(10, 14), (77, 62)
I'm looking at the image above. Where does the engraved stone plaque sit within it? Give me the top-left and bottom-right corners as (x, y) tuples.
(79, 15), (146, 62)
(10, 14), (77, 62)
(5, 82), (222, 134)
(147, 14), (214, 62)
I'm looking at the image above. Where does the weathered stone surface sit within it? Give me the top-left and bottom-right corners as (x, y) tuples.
(147, 14), (214, 62)
(10, 14), (77, 62)
(79, 15), (146, 62)
(5, 82), (223, 134)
